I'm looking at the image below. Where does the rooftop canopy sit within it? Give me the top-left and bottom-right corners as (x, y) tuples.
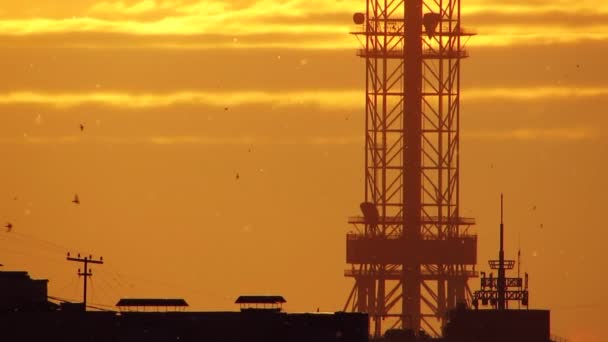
(116, 298), (188, 307)
(235, 296), (286, 305)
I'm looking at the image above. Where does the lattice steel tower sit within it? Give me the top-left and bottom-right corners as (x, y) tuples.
(344, 0), (476, 337)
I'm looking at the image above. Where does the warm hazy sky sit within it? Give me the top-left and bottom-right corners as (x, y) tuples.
(0, 1), (607, 341)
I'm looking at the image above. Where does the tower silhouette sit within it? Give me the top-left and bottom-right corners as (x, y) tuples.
(344, 1), (476, 336)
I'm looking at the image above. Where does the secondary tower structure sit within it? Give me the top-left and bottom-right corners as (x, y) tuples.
(472, 195), (529, 311)
(344, 0), (476, 336)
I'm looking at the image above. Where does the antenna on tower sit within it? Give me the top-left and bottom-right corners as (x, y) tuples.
(498, 193), (506, 310)
(473, 194), (530, 311)
(517, 232), (522, 309)
(517, 234), (522, 280)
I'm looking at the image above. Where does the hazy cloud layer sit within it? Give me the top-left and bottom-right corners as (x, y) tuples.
(0, 127), (598, 146)
(0, 0), (606, 48)
(0, 87), (606, 108)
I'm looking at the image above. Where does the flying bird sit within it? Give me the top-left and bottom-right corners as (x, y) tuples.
(5, 223), (12, 232)
(72, 194), (80, 205)
(236, 173), (240, 180)
(79, 123), (85, 132)
(224, 107), (229, 111)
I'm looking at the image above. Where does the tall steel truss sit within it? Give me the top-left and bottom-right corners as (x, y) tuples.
(344, 0), (477, 337)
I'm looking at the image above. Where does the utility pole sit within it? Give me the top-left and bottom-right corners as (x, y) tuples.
(66, 252), (103, 310)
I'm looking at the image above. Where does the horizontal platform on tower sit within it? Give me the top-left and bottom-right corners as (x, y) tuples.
(365, 92), (461, 96)
(350, 26), (476, 38)
(366, 166), (459, 171)
(489, 259), (515, 270)
(473, 290), (528, 301)
(365, 129), (459, 134)
(357, 48), (469, 59)
(481, 277), (523, 288)
(348, 215), (475, 226)
(344, 268), (477, 280)
(346, 234), (477, 264)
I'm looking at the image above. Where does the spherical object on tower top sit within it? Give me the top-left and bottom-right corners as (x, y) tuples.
(353, 12), (365, 25)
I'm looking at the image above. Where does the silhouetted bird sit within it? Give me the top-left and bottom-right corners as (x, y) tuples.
(80, 123), (85, 132)
(72, 194), (80, 205)
(224, 107), (229, 111)
(5, 223), (12, 232)
(236, 173), (240, 180)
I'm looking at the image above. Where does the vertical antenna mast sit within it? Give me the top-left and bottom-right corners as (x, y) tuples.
(517, 234), (522, 284)
(517, 236), (521, 309)
(498, 194), (506, 310)
(473, 194), (530, 310)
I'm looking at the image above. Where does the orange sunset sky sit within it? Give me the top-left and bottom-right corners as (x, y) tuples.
(0, 1), (607, 341)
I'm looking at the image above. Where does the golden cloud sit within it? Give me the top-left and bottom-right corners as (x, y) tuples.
(0, 90), (361, 109)
(0, 87), (606, 109)
(464, 87), (608, 100)
(0, 0), (606, 48)
(0, 135), (364, 146)
(463, 127), (599, 141)
(89, 0), (184, 16)
(0, 128), (596, 146)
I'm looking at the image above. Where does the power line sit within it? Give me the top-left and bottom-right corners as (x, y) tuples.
(48, 295), (115, 312)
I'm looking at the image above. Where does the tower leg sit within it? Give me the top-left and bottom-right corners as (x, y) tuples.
(402, 265), (421, 332)
(357, 277), (368, 312)
(438, 278), (446, 319)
